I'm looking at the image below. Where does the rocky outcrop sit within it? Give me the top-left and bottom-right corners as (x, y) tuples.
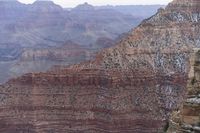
(166, 0), (200, 12)
(168, 48), (200, 133)
(0, 0), (199, 132)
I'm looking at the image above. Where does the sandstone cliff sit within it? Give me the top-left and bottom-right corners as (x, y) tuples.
(0, 0), (199, 132)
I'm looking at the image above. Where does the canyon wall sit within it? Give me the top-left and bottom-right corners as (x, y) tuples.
(168, 48), (200, 133)
(0, 0), (199, 132)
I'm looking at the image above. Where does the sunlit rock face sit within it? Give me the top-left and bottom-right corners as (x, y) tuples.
(0, 0), (199, 132)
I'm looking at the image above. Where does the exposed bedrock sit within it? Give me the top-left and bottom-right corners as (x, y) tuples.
(168, 48), (200, 133)
(0, 70), (186, 133)
(0, 0), (200, 132)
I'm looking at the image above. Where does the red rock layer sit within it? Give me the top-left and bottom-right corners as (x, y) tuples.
(0, 0), (200, 132)
(0, 70), (186, 133)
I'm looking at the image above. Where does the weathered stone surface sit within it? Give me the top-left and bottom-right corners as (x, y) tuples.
(168, 48), (200, 133)
(0, 0), (200, 132)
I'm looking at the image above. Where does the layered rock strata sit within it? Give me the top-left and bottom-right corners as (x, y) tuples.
(0, 0), (200, 132)
(168, 49), (200, 133)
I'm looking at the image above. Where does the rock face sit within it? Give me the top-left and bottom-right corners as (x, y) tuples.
(168, 48), (200, 133)
(0, 0), (199, 132)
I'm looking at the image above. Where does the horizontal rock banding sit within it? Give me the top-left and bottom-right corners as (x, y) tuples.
(1, 0), (200, 132)
(0, 70), (186, 133)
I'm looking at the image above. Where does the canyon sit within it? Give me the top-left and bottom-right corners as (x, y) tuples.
(0, 0), (162, 83)
(0, 0), (199, 133)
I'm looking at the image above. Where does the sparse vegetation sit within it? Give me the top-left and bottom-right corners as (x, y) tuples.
(163, 121), (169, 132)
(191, 77), (196, 85)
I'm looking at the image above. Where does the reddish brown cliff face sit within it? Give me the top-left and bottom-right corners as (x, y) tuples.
(0, 69), (186, 133)
(0, 0), (199, 132)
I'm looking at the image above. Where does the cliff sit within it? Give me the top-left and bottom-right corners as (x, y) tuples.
(168, 48), (200, 133)
(0, 0), (199, 132)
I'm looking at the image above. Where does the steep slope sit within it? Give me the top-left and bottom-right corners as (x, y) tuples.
(0, 0), (199, 132)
